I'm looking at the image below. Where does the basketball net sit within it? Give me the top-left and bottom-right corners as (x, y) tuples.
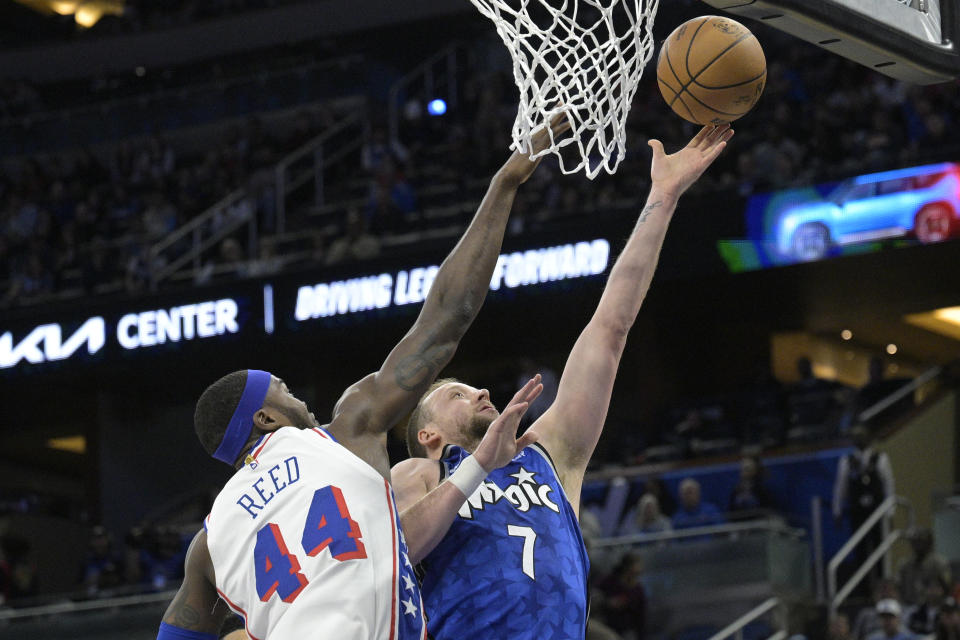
(470, 0), (661, 179)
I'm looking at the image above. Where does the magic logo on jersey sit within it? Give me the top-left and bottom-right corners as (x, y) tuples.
(456, 458), (561, 520)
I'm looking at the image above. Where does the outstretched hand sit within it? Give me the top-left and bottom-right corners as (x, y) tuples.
(498, 114), (572, 187)
(648, 124), (734, 200)
(471, 375), (543, 471)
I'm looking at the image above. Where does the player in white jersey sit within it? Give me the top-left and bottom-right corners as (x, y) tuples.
(206, 423), (417, 639)
(155, 119), (567, 640)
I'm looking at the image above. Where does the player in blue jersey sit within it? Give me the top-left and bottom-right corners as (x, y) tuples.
(393, 123), (735, 639)
(155, 119), (566, 640)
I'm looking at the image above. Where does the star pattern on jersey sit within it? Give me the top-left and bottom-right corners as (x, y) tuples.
(423, 446), (589, 640)
(402, 573), (416, 593)
(509, 466), (536, 484)
(402, 551), (412, 569)
(402, 597), (419, 616)
(399, 528), (407, 547)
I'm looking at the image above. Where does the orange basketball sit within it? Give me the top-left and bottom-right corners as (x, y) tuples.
(657, 15), (766, 125)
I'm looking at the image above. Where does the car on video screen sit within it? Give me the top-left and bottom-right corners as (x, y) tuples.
(775, 162), (960, 261)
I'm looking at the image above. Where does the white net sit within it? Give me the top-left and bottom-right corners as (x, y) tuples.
(470, 0), (661, 179)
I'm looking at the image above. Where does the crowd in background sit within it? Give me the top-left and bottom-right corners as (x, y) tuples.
(3, 18), (960, 311)
(1, 4), (958, 637)
(0, 107), (338, 308)
(579, 466), (960, 640)
(825, 532), (959, 640)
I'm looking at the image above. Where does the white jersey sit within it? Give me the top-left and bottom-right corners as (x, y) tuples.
(206, 427), (426, 640)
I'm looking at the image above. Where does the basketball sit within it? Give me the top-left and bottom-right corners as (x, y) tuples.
(657, 15), (767, 125)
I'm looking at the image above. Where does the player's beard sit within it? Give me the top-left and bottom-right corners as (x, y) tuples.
(291, 406), (320, 430)
(461, 412), (495, 451)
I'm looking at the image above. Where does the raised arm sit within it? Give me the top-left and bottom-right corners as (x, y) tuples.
(158, 530), (230, 639)
(329, 119), (569, 443)
(528, 124), (734, 509)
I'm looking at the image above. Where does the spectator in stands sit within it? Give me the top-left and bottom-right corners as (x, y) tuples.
(362, 128), (410, 174)
(867, 599), (916, 640)
(325, 208), (381, 265)
(81, 525), (125, 598)
(937, 597), (960, 640)
(854, 579), (901, 640)
(0, 534), (37, 603)
(619, 493), (673, 537)
(365, 158), (417, 233)
(739, 364), (786, 445)
(123, 242), (154, 293)
(139, 527), (188, 591)
(728, 455), (773, 520)
(645, 476), (676, 517)
(597, 552), (647, 640)
(672, 478), (725, 531)
(832, 425), (894, 575)
(904, 577), (949, 636)
(1, 249), (53, 307)
(898, 528), (953, 606)
(787, 356), (849, 438)
(829, 612), (853, 640)
(80, 237), (115, 294)
(246, 237), (282, 277)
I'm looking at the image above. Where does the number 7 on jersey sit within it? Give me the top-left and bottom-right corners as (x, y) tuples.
(507, 525), (537, 580)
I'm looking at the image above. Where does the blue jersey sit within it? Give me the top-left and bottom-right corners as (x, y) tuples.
(420, 443), (589, 639)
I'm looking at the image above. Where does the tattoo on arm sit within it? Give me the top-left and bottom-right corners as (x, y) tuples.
(635, 200), (663, 226)
(394, 339), (454, 391)
(173, 603), (204, 630)
(166, 584), (204, 630)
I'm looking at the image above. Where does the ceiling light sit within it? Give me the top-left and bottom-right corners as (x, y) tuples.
(47, 435), (86, 454)
(933, 306), (960, 325)
(904, 306), (960, 341)
(886, 343), (898, 355)
(841, 329), (852, 340)
(74, 5), (103, 27)
(50, 1), (79, 14)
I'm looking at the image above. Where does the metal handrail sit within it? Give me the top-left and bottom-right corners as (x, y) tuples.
(0, 589), (177, 621)
(827, 494), (914, 613)
(150, 188), (246, 257)
(149, 188), (252, 285)
(858, 365), (942, 423)
(592, 517), (805, 549)
(273, 111), (367, 234)
(149, 109), (367, 285)
(832, 529), (903, 613)
(707, 597), (781, 640)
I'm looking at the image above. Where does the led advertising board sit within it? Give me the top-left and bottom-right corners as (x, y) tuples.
(1, 238), (611, 373)
(718, 162), (960, 272)
(0, 296), (256, 371)
(292, 239), (610, 321)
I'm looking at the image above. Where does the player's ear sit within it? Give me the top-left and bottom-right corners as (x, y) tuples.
(418, 428), (442, 453)
(254, 408), (283, 432)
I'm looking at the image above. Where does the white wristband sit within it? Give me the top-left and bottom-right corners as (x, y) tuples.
(447, 456), (489, 498)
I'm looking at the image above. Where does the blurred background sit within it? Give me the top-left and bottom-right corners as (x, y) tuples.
(0, 0), (958, 638)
